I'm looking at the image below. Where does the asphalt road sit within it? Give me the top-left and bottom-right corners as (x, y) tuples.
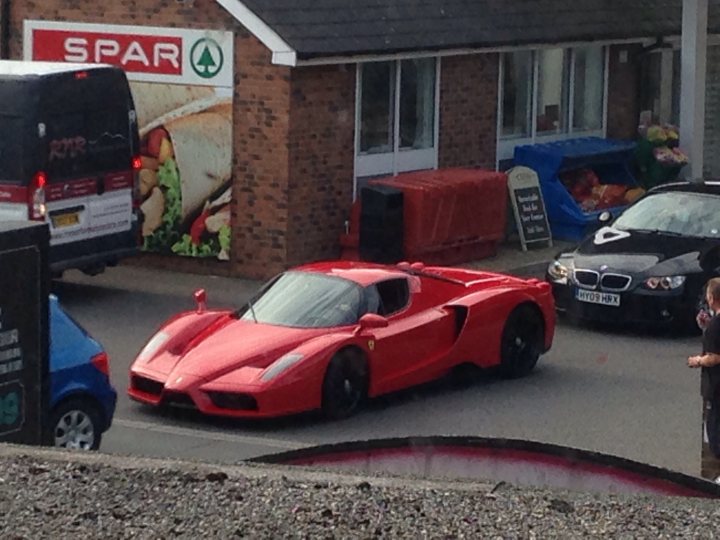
(52, 265), (703, 476)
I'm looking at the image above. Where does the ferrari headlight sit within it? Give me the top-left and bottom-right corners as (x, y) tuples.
(138, 331), (169, 361)
(643, 275), (686, 290)
(261, 353), (305, 382)
(547, 260), (570, 284)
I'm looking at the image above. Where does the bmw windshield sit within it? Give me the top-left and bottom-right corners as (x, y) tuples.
(239, 271), (364, 328)
(614, 191), (720, 238)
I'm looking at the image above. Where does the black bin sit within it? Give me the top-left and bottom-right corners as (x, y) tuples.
(359, 185), (404, 263)
(0, 221), (50, 445)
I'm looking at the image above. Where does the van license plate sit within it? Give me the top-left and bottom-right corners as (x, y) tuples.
(575, 289), (621, 307)
(51, 212), (79, 228)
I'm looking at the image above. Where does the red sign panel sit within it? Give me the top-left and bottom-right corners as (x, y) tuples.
(31, 29), (183, 76)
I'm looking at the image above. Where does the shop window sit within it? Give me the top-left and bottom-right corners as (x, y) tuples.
(501, 51), (533, 138)
(399, 58), (436, 150)
(640, 52), (663, 120)
(498, 46), (607, 164)
(536, 48), (570, 134)
(360, 61), (395, 154)
(639, 48), (680, 126)
(671, 49), (681, 126)
(573, 47), (605, 131)
(356, 58), (438, 183)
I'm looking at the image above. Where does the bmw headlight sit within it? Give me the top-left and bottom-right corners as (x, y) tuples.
(547, 260), (570, 284)
(643, 276), (686, 290)
(261, 353), (305, 382)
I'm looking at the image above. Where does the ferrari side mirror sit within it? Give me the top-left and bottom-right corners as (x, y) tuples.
(194, 288), (207, 313)
(598, 211), (613, 224)
(358, 313), (389, 330)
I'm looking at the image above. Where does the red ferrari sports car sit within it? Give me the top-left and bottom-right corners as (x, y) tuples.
(128, 261), (555, 420)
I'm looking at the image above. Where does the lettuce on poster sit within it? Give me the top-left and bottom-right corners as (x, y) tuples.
(133, 82), (233, 261)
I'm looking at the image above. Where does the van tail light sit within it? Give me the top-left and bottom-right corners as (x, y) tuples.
(91, 352), (110, 378)
(132, 155), (142, 171)
(28, 171), (47, 221)
(131, 155), (142, 208)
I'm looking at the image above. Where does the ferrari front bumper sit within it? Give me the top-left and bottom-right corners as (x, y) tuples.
(128, 370), (317, 419)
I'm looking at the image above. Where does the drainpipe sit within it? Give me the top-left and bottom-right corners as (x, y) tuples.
(679, 0), (708, 182)
(0, 0), (10, 60)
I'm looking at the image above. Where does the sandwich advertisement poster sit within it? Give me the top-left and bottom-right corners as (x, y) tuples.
(24, 20), (234, 261)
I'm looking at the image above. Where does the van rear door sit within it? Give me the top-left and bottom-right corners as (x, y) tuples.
(39, 69), (138, 248)
(43, 107), (135, 246)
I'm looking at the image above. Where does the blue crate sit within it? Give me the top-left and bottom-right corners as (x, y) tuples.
(513, 137), (639, 241)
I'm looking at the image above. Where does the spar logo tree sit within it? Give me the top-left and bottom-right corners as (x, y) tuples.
(190, 38), (224, 79)
(197, 46), (216, 74)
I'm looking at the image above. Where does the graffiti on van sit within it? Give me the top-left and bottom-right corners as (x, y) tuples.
(88, 132), (130, 154)
(48, 136), (87, 161)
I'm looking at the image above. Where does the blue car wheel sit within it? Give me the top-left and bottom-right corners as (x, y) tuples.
(46, 397), (103, 451)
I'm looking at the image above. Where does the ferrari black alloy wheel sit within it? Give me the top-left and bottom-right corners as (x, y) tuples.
(500, 305), (543, 379)
(322, 348), (368, 420)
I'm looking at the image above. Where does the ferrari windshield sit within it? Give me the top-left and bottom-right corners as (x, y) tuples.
(613, 191), (720, 238)
(239, 271), (363, 328)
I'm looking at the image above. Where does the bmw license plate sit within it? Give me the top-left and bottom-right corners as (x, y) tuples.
(575, 288), (621, 307)
(51, 212), (79, 228)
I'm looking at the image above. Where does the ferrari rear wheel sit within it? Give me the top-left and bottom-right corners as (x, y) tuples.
(499, 305), (543, 379)
(322, 349), (368, 420)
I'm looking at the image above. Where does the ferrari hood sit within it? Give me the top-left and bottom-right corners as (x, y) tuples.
(565, 226), (720, 275)
(143, 318), (327, 380)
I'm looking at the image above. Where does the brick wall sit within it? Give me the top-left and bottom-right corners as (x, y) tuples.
(232, 33), (291, 279)
(438, 53), (499, 169)
(287, 64), (355, 267)
(9, 0), (293, 280)
(606, 44), (642, 140)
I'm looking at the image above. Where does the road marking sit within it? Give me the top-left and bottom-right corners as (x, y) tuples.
(114, 418), (312, 450)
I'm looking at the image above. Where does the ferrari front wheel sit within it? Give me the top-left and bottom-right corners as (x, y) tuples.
(322, 349), (368, 420)
(499, 305), (543, 379)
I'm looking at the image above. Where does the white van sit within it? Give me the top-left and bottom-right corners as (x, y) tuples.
(0, 61), (141, 276)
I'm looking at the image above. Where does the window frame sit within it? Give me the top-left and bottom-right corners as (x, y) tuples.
(354, 58), (441, 199)
(496, 46), (609, 167)
(639, 46), (680, 126)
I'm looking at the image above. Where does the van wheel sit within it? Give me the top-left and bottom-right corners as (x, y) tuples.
(81, 264), (106, 277)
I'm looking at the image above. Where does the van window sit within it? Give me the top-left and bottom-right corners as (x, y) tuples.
(45, 107), (131, 180)
(0, 116), (25, 181)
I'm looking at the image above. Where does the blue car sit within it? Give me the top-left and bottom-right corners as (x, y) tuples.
(47, 295), (117, 450)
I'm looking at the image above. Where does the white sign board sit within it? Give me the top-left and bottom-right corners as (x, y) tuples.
(507, 166), (552, 251)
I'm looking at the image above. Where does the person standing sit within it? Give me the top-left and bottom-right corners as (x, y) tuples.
(689, 278), (720, 461)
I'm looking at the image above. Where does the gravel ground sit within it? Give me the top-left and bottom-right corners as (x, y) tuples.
(0, 445), (719, 539)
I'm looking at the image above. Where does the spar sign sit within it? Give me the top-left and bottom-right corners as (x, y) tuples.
(25, 20), (235, 262)
(23, 21), (233, 88)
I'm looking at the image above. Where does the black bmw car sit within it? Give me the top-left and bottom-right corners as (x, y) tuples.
(546, 181), (720, 332)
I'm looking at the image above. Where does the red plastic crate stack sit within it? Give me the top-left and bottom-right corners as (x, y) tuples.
(340, 168), (508, 265)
